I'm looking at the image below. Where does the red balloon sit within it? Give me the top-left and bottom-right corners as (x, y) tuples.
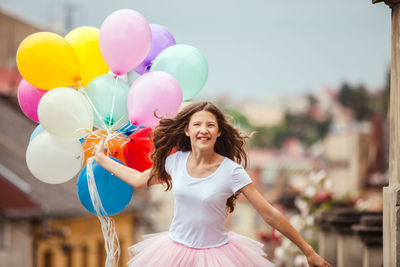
(125, 128), (153, 172)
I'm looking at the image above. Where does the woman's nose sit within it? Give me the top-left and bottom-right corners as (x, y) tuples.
(200, 127), (207, 133)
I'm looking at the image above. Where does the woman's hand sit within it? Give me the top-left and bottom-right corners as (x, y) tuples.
(93, 139), (108, 164)
(306, 251), (332, 267)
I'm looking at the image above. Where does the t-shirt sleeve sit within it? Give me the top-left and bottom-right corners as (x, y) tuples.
(232, 164), (253, 193)
(165, 152), (178, 176)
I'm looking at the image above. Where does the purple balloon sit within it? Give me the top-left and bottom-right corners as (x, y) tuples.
(134, 24), (176, 75)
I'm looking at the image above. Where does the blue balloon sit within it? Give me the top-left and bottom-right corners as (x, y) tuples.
(117, 122), (138, 136)
(77, 157), (133, 216)
(30, 124), (44, 142)
(117, 123), (147, 137)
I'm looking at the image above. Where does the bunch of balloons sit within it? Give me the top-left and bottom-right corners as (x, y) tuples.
(17, 9), (208, 215)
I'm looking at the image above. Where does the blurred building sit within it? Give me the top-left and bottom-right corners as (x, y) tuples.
(323, 101), (388, 210)
(0, 9), (43, 95)
(0, 9), (42, 267)
(323, 129), (370, 199)
(241, 104), (284, 127)
(0, 162), (40, 267)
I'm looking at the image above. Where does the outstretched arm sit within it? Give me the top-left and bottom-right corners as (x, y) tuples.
(241, 183), (331, 267)
(93, 140), (157, 188)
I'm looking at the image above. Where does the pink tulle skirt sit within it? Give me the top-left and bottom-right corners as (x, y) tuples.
(127, 232), (275, 267)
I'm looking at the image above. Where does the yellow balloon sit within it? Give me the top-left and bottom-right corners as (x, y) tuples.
(65, 26), (109, 87)
(16, 32), (81, 90)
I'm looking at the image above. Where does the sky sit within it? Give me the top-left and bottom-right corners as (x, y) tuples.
(0, 0), (392, 103)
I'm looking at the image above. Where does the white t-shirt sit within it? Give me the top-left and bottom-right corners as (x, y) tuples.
(166, 151), (253, 248)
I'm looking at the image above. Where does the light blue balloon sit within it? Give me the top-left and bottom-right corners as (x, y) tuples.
(150, 44), (208, 101)
(30, 124), (44, 142)
(84, 74), (130, 130)
(77, 157), (133, 216)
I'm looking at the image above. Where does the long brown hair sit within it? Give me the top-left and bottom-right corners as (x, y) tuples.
(149, 101), (250, 212)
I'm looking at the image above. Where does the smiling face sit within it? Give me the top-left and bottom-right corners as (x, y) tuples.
(185, 110), (221, 151)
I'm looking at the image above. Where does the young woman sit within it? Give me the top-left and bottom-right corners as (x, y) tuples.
(94, 101), (331, 267)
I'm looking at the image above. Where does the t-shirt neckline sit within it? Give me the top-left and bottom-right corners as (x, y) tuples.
(184, 151), (226, 180)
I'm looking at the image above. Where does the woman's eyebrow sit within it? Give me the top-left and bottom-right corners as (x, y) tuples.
(191, 120), (217, 124)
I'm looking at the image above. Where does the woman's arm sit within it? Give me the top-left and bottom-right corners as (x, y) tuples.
(241, 183), (332, 267)
(93, 140), (157, 188)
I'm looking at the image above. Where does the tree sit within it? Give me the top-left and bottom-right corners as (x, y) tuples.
(338, 83), (373, 121)
(224, 106), (331, 149)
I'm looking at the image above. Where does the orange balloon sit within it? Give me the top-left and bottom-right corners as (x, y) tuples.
(82, 130), (128, 166)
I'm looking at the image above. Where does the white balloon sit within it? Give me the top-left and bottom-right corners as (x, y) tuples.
(26, 131), (83, 184)
(38, 87), (93, 139)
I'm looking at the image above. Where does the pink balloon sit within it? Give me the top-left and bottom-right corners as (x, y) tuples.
(99, 9), (152, 75)
(17, 79), (47, 123)
(128, 71), (182, 128)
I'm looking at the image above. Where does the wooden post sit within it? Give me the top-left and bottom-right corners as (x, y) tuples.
(373, 1), (400, 266)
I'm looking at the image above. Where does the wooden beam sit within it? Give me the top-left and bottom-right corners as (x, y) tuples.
(381, 2), (400, 266)
(389, 2), (400, 187)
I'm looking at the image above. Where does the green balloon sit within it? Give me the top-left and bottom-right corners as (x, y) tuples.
(84, 74), (129, 130)
(150, 44), (208, 101)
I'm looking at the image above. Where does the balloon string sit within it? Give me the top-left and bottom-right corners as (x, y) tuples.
(108, 76), (118, 129)
(77, 80), (133, 135)
(91, 132), (110, 140)
(89, 131), (125, 141)
(117, 123), (132, 134)
(119, 125), (140, 136)
(79, 82), (121, 266)
(85, 131), (125, 145)
(87, 157), (120, 267)
(78, 85), (110, 132)
(109, 113), (129, 131)
(81, 144), (97, 154)
(81, 138), (125, 156)
(108, 139), (116, 152)
(120, 140), (130, 148)
(74, 127), (91, 135)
